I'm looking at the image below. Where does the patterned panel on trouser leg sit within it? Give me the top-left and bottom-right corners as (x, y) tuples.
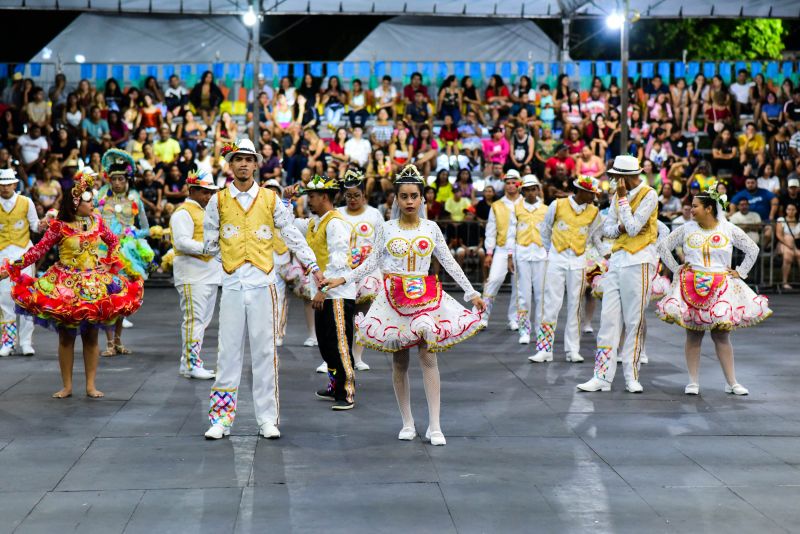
(517, 309), (530, 338)
(186, 340), (204, 370)
(1, 322), (17, 349)
(594, 346), (613, 381)
(327, 368), (336, 394)
(535, 322), (555, 352)
(209, 388), (237, 427)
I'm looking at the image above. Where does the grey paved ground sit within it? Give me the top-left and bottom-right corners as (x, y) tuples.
(0, 288), (798, 533)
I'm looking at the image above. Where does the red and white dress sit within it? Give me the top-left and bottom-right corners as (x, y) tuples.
(656, 220), (771, 331)
(343, 219), (483, 352)
(337, 205), (384, 304)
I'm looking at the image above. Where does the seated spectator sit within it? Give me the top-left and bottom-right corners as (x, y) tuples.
(321, 75), (347, 127)
(326, 127), (349, 174)
(370, 108), (394, 151)
(30, 167), (62, 216)
(705, 93), (733, 137)
(757, 162), (781, 195)
(711, 129), (740, 176)
(281, 124), (307, 184)
(461, 76), (484, 125)
(444, 186), (470, 222)
(575, 145), (605, 180)
(214, 111), (238, 155)
(138, 168), (163, 225)
(738, 122), (766, 168)
(81, 106), (109, 157)
(16, 124), (49, 174)
(438, 114), (460, 160)
(258, 143), (281, 182)
(405, 89), (432, 138)
(560, 90), (584, 137)
(729, 69), (754, 120)
(0, 110), (21, 150)
(177, 147), (198, 178)
(136, 93), (162, 133)
(475, 184), (496, 221)
(454, 168), (476, 203)
(563, 127), (585, 157)
(776, 203), (800, 289)
(189, 71), (224, 127)
(344, 125), (371, 170)
(485, 74), (510, 124)
(544, 144), (575, 181)
(374, 75), (398, 120)
(729, 198), (762, 243)
(272, 92), (297, 138)
(538, 84), (555, 130)
(24, 86), (50, 132)
(481, 127), (510, 174)
(403, 72), (428, 105)
(659, 181), (682, 219)
(781, 177), (800, 216)
(154, 125), (181, 165)
(730, 176), (778, 241)
(107, 110), (129, 148)
(437, 75), (462, 123)
(584, 86), (607, 122)
(458, 110), (483, 167)
(50, 127), (77, 160)
(761, 91), (783, 135)
(303, 127), (326, 175)
(433, 169), (453, 203)
(177, 110), (204, 153)
(164, 74), (190, 116)
(389, 128), (413, 174)
(366, 148), (392, 199)
(122, 88), (141, 131)
(348, 78), (370, 128)
(770, 125), (793, 177)
(672, 201), (693, 226)
(162, 163), (188, 208)
(378, 191), (395, 221)
(424, 186), (443, 220)
(143, 76), (164, 106)
(485, 163), (505, 196)
(411, 125), (439, 178)
(510, 75), (536, 118)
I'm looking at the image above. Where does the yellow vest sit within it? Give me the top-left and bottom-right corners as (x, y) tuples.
(491, 199), (514, 247)
(171, 201), (212, 262)
(272, 234), (288, 255)
(217, 187), (276, 275)
(612, 185), (658, 254)
(0, 196), (31, 250)
(514, 202), (546, 247)
(306, 210), (344, 273)
(550, 198), (599, 255)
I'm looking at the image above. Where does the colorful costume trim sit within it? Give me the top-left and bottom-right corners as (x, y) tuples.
(535, 322), (555, 353)
(209, 388), (237, 427)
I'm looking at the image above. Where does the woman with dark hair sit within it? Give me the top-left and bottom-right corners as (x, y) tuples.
(437, 75), (462, 123)
(104, 78), (124, 111)
(107, 110), (129, 148)
(656, 184), (771, 396)
(321, 75), (347, 126)
(348, 78), (370, 128)
(0, 169), (143, 398)
(460, 76), (484, 124)
(322, 164), (486, 445)
(485, 74), (510, 124)
(554, 74), (571, 110)
(189, 71), (224, 127)
(510, 75), (535, 117)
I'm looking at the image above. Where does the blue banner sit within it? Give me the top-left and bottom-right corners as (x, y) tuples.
(533, 62), (544, 78)
(180, 64), (192, 80)
(195, 64), (209, 75)
(611, 61), (621, 78)
(358, 61), (370, 79)
(30, 63), (42, 77)
(375, 61), (386, 78)
(751, 62), (763, 76)
(229, 63), (241, 79)
(595, 62), (607, 77)
(0, 64), (7, 78)
(342, 62), (354, 79)
(703, 62), (716, 78)
(549, 63), (559, 76)
(146, 65), (157, 78)
(686, 62), (700, 80)
(390, 61), (402, 79)
(163, 65), (175, 79)
(579, 61), (592, 78)
(501, 62), (512, 79)
(658, 62), (671, 81)
(437, 62), (448, 80)
(628, 61), (638, 78)
(293, 62), (305, 79)
(641, 62), (654, 78)
(310, 62), (323, 77)
(485, 62), (496, 78)
(783, 62), (795, 79)
(406, 62), (418, 76)
(673, 63), (685, 78)
(213, 63), (224, 79)
(326, 62), (340, 76)
(261, 63), (273, 79)
(244, 64), (253, 80)
(81, 63), (93, 79)
(277, 63), (289, 78)
(422, 62), (435, 80)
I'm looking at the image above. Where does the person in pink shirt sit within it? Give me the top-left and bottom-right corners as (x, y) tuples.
(481, 127), (510, 170)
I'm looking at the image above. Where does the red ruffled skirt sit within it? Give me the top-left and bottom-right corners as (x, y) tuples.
(8, 259), (143, 332)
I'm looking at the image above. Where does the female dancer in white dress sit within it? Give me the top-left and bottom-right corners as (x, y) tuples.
(336, 170), (384, 371)
(323, 165), (486, 445)
(656, 184), (771, 395)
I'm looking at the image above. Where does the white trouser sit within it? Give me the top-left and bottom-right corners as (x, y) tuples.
(534, 262), (586, 355)
(209, 284), (280, 428)
(274, 274), (288, 339)
(592, 263), (653, 384)
(0, 274), (33, 350)
(176, 283), (218, 372)
(514, 258), (546, 335)
(482, 251), (518, 324)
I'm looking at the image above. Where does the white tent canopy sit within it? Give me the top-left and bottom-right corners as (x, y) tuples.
(30, 13), (271, 64)
(345, 16), (565, 63)
(3, 0), (798, 18)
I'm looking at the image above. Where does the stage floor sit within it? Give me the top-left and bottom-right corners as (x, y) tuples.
(1, 288), (798, 533)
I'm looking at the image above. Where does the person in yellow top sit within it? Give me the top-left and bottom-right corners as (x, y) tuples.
(169, 170), (221, 380)
(737, 122), (766, 167)
(202, 139), (320, 440)
(529, 176), (603, 364)
(509, 174), (547, 345)
(480, 169), (522, 330)
(578, 155), (659, 394)
(0, 168), (40, 356)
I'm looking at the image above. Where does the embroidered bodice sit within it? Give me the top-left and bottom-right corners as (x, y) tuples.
(337, 205), (385, 267)
(345, 219), (479, 301)
(658, 220), (759, 279)
(98, 189), (148, 235)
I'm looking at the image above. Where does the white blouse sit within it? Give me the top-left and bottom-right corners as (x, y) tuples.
(337, 205), (385, 253)
(658, 220), (759, 279)
(344, 218), (480, 302)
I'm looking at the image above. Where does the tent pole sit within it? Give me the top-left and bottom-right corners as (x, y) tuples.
(252, 0), (261, 151)
(619, 0), (630, 154)
(559, 15), (570, 76)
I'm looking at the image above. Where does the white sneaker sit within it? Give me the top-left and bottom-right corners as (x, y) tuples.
(577, 377), (611, 392)
(425, 427), (446, 446)
(204, 424), (230, 439)
(122, 318), (133, 328)
(276, 337), (283, 347)
(518, 333), (530, 345)
(398, 426), (416, 441)
(639, 353), (649, 364)
(528, 351), (553, 363)
(566, 352), (584, 363)
(725, 383), (749, 396)
(508, 320), (519, 331)
(185, 367), (215, 380)
(303, 336), (318, 347)
(0, 345), (12, 357)
(20, 344), (35, 356)
(259, 423), (281, 439)
(685, 383), (700, 395)
(582, 325), (594, 334)
(315, 361), (328, 373)
(626, 380), (644, 393)
(355, 360), (370, 371)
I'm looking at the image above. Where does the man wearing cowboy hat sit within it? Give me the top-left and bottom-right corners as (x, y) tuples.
(292, 175), (358, 411)
(0, 168), (38, 357)
(203, 139), (320, 440)
(262, 179), (291, 348)
(480, 168), (522, 331)
(509, 174), (547, 345)
(170, 170), (221, 380)
(578, 155), (659, 393)
(529, 176), (604, 364)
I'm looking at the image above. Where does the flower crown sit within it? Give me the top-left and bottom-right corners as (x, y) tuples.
(698, 180), (728, 210)
(186, 169), (209, 187)
(300, 174), (340, 194)
(395, 164), (423, 184)
(575, 175), (599, 193)
(72, 169), (96, 206)
(219, 142), (237, 158)
(342, 168), (365, 189)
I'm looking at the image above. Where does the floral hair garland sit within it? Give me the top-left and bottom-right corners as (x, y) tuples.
(72, 169), (96, 207)
(700, 180), (729, 211)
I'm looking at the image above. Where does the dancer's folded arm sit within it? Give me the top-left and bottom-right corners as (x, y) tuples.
(657, 223), (686, 273)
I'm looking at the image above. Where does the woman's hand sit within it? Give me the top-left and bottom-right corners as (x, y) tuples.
(472, 296), (486, 312)
(727, 268), (741, 279)
(311, 290), (325, 310)
(322, 277), (346, 291)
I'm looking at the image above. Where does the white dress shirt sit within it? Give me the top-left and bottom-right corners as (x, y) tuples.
(170, 199), (222, 286)
(603, 182), (660, 269)
(540, 195), (604, 270)
(204, 182), (317, 291)
(485, 195), (521, 254)
(0, 193), (39, 262)
(294, 210), (356, 301)
(509, 199), (548, 262)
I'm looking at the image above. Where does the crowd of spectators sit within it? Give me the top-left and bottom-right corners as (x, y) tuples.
(2, 65), (800, 286)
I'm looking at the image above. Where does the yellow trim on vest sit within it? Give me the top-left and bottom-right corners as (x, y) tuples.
(172, 202), (212, 262)
(217, 187), (276, 275)
(550, 197), (598, 255)
(612, 185), (658, 254)
(492, 200), (512, 248)
(306, 210), (344, 273)
(514, 202), (546, 247)
(0, 196), (31, 249)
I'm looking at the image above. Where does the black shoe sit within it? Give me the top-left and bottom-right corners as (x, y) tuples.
(332, 400), (354, 411)
(315, 389), (336, 401)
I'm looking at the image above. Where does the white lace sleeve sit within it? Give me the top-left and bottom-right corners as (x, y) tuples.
(540, 202), (557, 252)
(344, 223), (385, 284)
(619, 189), (658, 237)
(431, 222), (479, 302)
(657, 223), (686, 273)
(603, 195), (622, 239)
(728, 222), (760, 279)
